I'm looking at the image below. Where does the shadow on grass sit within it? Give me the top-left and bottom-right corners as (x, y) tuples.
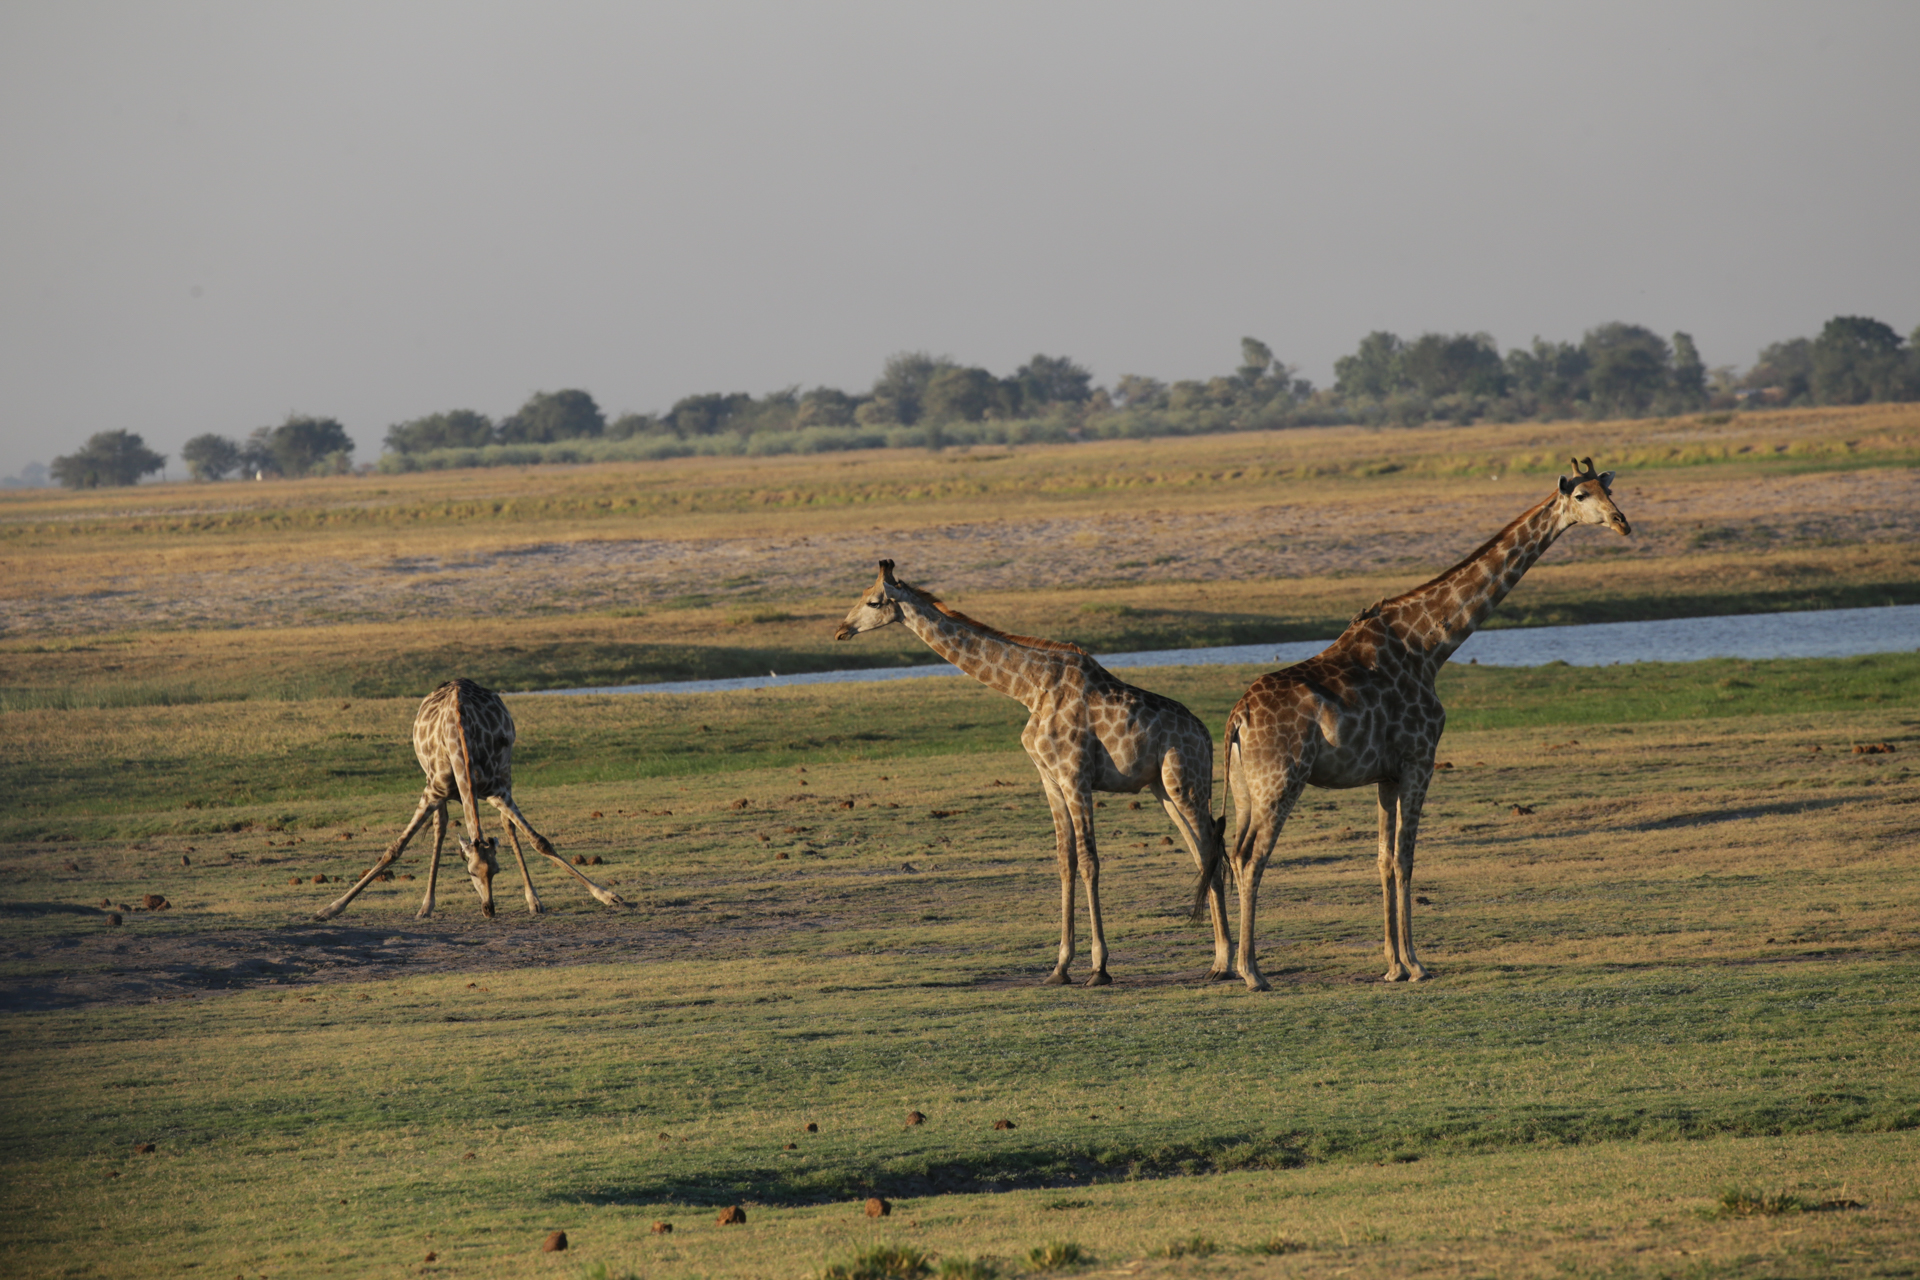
(572, 1097), (1920, 1208)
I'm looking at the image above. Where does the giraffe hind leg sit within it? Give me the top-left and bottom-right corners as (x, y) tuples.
(491, 795), (627, 908)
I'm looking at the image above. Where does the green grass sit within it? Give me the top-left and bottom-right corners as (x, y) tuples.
(3, 654), (1914, 842)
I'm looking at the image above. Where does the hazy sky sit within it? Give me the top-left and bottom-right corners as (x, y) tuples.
(3, 1), (1916, 477)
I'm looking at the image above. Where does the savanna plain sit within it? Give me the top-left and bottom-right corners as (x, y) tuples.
(1, 408), (1916, 1279)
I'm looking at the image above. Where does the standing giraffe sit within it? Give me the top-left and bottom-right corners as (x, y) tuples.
(314, 678), (627, 921)
(1209, 458), (1631, 990)
(836, 560), (1233, 986)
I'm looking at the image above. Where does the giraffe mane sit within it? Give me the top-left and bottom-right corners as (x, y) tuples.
(1381, 493), (1553, 611)
(893, 577), (1089, 655)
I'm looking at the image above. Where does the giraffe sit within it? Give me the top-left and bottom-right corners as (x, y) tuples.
(314, 678), (627, 921)
(836, 560), (1234, 986)
(1207, 458), (1631, 990)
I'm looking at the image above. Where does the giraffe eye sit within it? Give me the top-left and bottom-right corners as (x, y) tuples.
(1575, 491), (1590, 500)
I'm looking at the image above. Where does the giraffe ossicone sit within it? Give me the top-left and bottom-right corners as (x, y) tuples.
(836, 559), (1233, 986)
(313, 679), (628, 922)
(1209, 458), (1631, 990)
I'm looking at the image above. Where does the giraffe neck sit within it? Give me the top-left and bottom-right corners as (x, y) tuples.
(894, 591), (1068, 708)
(1380, 493), (1567, 670)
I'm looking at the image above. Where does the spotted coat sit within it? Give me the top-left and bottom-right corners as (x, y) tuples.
(1212, 459), (1632, 989)
(314, 679), (627, 921)
(837, 560), (1234, 985)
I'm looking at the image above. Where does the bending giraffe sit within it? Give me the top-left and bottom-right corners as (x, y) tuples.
(314, 679), (627, 921)
(836, 560), (1233, 986)
(1208, 458), (1631, 990)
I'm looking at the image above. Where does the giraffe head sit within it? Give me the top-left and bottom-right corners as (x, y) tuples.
(834, 559), (908, 641)
(457, 834), (499, 917)
(1555, 456), (1631, 537)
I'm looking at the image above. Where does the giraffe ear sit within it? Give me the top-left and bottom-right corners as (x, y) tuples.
(1559, 473), (1576, 495)
(878, 559), (897, 583)
(1598, 470), (1615, 492)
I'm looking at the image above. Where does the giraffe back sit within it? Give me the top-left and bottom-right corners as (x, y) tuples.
(412, 679), (516, 800)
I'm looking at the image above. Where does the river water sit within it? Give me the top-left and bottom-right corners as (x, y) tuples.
(522, 603), (1919, 699)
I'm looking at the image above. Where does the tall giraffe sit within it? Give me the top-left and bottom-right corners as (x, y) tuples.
(314, 678), (627, 921)
(1209, 458), (1631, 990)
(836, 560), (1233, 986)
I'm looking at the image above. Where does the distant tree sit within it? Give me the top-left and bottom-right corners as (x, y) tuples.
(1333, 331), (1405, 399)
(384, 410), (494, 454)
(50, 430), (167, 488)
(261, 415), (354, 476)
(792, 388), (860, 429)
(862, 351), (949, 425)
(666, 392), (754, 436)
(1810, 315), (1908, 404)
(922, 366), (997, 423)
(1014, 354), (1093, 407)
(497, 390), (604, 444)
(1399, 333), (1507, 399)
(1584, 323), (1671, 414)
(1113, 374), (1168, 409)
(1743, 337), (1813, 402)
(1670, 332), (1707, 405)
(181, 433), (242, 481)
(606, 412), (670, 439)
(1504, 337), (1590, 406)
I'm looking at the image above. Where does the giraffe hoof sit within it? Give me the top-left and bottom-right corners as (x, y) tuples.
(1245, 975), (1271, 993)
(1041, 970), (1072, 986)
(1205, 967), (1237, 982)
(1383, 968), (1407, 982)
(1084, 971), (1112, 987)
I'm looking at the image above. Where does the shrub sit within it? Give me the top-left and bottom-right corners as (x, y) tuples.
(817, 1243), (933, 1280)
(1026, 1241), (1089, 1271)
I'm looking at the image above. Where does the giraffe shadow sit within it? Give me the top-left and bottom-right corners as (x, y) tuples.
(1617, 796), (1855, 832)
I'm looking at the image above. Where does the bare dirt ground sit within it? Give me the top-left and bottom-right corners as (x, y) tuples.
(6, 466), (1915, 635)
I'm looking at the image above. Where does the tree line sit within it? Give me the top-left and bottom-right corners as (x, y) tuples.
(44, 314), (1920, 486)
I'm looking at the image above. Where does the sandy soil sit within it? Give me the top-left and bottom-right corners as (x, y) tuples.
(5, 468), (1914, 636)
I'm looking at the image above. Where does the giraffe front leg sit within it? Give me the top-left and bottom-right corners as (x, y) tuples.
(493, 796), (627, 908)
(1377, 782), (1403, 980)
(417, 803), (447, 920)
(1036, 771), (1075, 985)
(1391, 774), (1431, 982)
(315, 794), (434, 921)
(494, 807), (542, 915)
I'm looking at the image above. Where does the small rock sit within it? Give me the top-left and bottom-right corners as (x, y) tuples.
(901, 862), (918, 873)
(775, 851), (789, 860)
(717, 1204), (746, 1225)
(650, 1221), (673, 1235)
(289, 878), (302, 885)
(804, 1122), (819, 1132)
(1161, 836), (1174, 846)
(865, 1196), (891, 1218)
(1415, 896), (1431, 905)
(134, 1142), (156, 1154)
(64, 860), (81, 872)
(905, 1111), (925, 1126)
(181, 854), (191, 867)
(1511, 804), (1535, 816)
(591, 811), (603, 819)
(462, 1152), (476, 1160)
(572, 855), (587, 866)
(1436, 761), (1453, 770)
(107, 913), (122, 926)
(400, 874), (415, 880)
(838, 800), (854, 809)
(424, 1252), (436, 1263)
(107, 1170), (120, 1179)
(542, 1230), (568, 1252)
(731, 798), (750, 810)
(313, 874), (329, 884)
(589, 855), (603, 865)
(784, 1142), (797, 1150)
(118, 903), (132, 913)
(142, 894), (171, 910)
(993, 1119), (1015, 1130)
(1129, 800), (1141, 810)
(99, 898), (111, 907)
